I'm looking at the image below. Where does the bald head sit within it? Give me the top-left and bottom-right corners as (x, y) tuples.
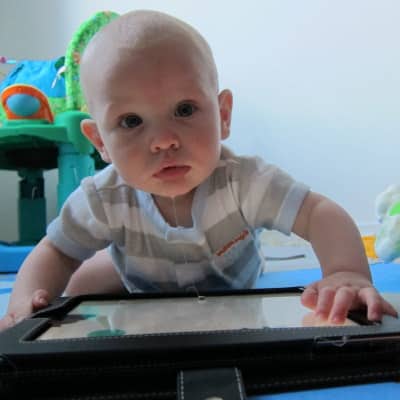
(80, 10), (219, 110)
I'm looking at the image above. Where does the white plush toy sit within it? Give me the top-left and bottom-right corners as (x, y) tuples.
(375, 184), (400, 262)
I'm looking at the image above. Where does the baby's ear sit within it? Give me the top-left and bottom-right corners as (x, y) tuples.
(218, 89), (233, 140)
(81, 119), (111, 163)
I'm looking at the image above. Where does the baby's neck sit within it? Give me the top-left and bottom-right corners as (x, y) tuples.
(153, 191), (195, 228)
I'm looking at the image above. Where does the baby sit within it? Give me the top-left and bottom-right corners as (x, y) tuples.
(0, 10), (396, 330)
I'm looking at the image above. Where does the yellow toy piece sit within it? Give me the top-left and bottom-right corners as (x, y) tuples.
(362, 235), (378, 260)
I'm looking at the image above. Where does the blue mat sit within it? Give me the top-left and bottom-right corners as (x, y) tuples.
(0, 274), (15, 316)
(0, 244), (33, 272)
(256, 261), (400, 292)
(252, 382), (400, 400)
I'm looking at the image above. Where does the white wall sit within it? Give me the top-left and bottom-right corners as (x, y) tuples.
(0, 0), (399, 241)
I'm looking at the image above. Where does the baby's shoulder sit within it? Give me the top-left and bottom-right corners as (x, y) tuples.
(78, 165), (141, 208)
(81, 165), (129, 192)
(219, 151), (273, 177)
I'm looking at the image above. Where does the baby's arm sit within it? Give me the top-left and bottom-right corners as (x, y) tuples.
(292, 192), (397, 323)
(0, 236), (81, 330)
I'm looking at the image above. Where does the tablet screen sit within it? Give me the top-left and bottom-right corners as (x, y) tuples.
(35, 293), (358, 340)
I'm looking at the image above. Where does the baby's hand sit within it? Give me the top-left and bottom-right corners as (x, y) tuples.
(0, 289), (50, 331)
(301, 271), (398, 324)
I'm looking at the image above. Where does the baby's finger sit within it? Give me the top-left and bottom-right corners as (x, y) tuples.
(32, 289), (50, 309)
(359, 288), (397, 321)
(382, 300), (398, 318)
(328, 287), (357, 324)
(362, 288), (383, 321)
(301, 286), (318, 310)
(315, 286), (336, 320)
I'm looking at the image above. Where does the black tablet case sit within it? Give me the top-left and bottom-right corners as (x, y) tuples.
(1, 287), (400, 399)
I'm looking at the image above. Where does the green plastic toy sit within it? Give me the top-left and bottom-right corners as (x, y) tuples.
(388, 202), (400, 217)
(0, 11), (119, 245)
(375, 185), (400, 262)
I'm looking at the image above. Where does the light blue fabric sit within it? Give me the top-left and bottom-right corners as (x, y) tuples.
(0, 59), (66, 98)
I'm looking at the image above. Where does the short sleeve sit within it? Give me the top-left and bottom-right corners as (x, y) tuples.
(236, 157), (309, 235)
(46, 177), (112, 261)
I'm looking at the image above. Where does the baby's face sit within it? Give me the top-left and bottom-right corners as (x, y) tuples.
(84, 41), (232, 199)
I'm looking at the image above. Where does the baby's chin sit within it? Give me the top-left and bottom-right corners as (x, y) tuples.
(151, 180), (201, 198)
(151, 185), (197, 200)
(154, 190), (193, 201)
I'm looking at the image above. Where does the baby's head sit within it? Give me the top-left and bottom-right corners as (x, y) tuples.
(80, 10), (232, 199)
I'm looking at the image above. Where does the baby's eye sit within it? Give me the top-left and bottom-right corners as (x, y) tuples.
(175, 102), (197, 118)
(119, 114), (143, 128)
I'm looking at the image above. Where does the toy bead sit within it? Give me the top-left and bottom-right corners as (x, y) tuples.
(6, 94), (40, 117)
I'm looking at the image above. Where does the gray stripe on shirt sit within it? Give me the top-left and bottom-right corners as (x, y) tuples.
(97, 185), (140, 208)
(254, 170), (296, 229)
(116, 228), (208, 262)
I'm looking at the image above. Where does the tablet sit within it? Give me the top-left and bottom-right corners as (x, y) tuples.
(35, 290), (359, 341)
(1, 287), (399, 399)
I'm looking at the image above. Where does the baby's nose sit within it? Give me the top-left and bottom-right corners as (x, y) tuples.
(150, 129), (180, 152)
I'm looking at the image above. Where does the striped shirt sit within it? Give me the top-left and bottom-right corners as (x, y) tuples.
(47, 152), (309, 292)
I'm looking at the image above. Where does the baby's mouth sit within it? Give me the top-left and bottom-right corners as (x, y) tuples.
(153, 165), (191, 180)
